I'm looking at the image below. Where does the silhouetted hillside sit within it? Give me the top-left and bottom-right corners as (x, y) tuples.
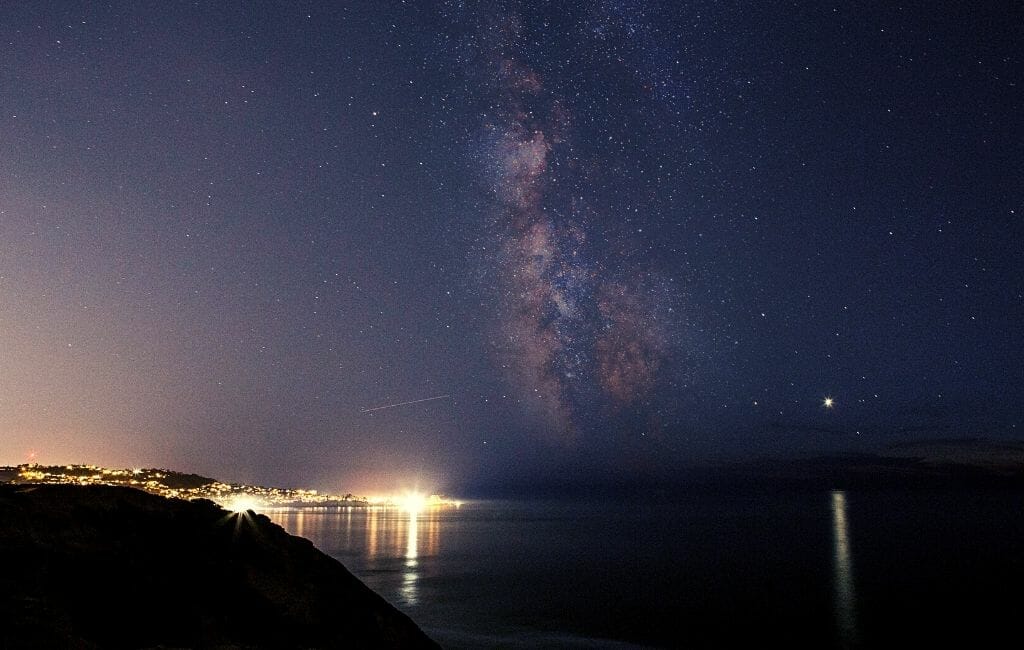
(469, 438), (1024, 497)
(713, 439), (1024, 490)
(0, 484), (438, 649)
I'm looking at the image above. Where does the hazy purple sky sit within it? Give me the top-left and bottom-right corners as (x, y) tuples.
(2, 1), (1021, 495)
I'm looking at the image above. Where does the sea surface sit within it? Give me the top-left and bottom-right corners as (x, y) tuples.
(268, 488), (1024, 648)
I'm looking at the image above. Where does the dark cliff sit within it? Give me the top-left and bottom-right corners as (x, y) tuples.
(0, 484), (438, 649)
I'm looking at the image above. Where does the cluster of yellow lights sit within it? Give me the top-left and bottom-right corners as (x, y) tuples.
(364, 491), (462, 512)
(396, 491), (427, 513)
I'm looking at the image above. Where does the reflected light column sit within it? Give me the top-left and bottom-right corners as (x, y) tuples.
(400, 509), (419, 606)
(425, 510), (440, 557)
(831, 490), (859, 648)
(366, 507), (379, 560)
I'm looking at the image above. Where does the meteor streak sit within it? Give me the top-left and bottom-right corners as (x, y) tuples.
(360, 394), (451, 413)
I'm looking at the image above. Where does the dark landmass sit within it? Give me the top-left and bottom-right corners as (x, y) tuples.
(713, 438), (1024, 491)
(0, 484), (438, 649)
(471, 438), (1024, 497)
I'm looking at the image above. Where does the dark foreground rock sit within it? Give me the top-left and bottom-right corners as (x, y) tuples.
(0, 484), (438, 649)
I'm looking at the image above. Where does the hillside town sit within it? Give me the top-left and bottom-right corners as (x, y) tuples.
(0, 463), (447, 510)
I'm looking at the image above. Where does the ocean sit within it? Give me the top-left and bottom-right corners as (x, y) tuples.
(268, 488), (1024, 648)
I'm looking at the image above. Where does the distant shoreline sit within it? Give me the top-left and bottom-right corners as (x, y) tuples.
(6, 438), (1024, 504)
(0, 463), (462, 511)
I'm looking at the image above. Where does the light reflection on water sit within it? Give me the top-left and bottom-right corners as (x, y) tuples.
(402, 510), (419, 605)
(366, 507), (379, 560)
(269, 506), (442, 608)
(265, 496), (886, 647)
(831, 490), (858, 648)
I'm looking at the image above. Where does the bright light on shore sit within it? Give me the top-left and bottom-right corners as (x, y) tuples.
(397, 491), (427, 513)
(227, 495), (263, 513)
(363, 491), (461, 510)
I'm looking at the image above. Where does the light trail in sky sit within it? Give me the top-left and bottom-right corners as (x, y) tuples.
(360, 394), (451, 413)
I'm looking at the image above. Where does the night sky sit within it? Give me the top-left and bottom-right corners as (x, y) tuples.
(2, 2), (1021, 495)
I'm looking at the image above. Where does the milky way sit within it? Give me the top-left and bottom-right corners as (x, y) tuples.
(464, 10), (678, 438)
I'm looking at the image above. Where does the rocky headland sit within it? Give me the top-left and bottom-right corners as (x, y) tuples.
(0, 484), (438, 649)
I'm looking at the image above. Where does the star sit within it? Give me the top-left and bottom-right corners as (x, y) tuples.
(823, 396), (835, 409)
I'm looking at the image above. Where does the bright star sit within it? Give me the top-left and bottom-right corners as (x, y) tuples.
(823, 396), (835, 408)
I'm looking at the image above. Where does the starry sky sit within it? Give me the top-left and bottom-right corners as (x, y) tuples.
(2, 2), (1021, 495)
